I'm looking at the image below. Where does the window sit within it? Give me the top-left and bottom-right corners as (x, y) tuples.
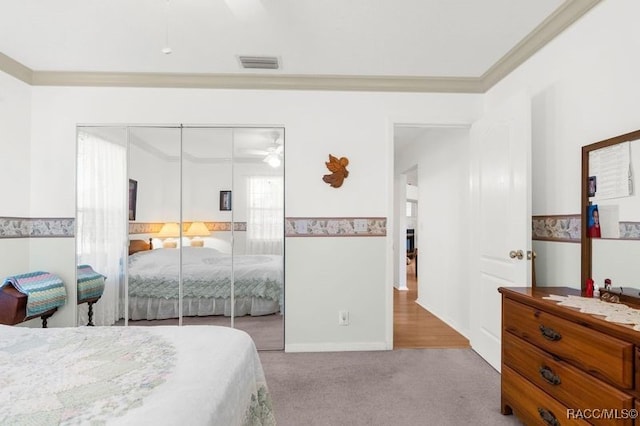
(246, 176), (284, 255)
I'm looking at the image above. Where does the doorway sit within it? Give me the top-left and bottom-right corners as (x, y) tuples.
(392, 124), (470, 349)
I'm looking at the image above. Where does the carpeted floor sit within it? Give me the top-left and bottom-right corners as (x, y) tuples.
(259, 348), (523, 426)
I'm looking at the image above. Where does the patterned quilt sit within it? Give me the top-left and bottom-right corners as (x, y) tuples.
(76, 264), (106, 303)
(1, 271), (67, 317)
(128, 247), (283, 308)
(0, 325), (275, 426)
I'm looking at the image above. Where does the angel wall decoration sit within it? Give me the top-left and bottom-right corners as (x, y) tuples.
(322, 154), (349, 188)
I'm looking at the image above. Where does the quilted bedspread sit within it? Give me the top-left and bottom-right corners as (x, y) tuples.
(0, 325), (275, 426)
(128, 247), (283, 306)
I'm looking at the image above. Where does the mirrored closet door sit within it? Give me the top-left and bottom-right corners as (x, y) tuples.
(76, 125), (284, 350)
(231, 128), (284, 349)
(127, 126), (185, 326)
(76, 126), (128, 327)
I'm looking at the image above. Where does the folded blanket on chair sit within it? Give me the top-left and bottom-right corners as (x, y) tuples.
(1, 271), (67, 317)
(76, 264), (106, 303)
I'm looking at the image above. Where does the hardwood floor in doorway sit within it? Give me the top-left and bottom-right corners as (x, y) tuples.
(394, 271), (469, 349)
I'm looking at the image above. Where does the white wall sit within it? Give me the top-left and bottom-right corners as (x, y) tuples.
(126, 129), (283, 224)
(129, 143), (177, 222)
(532, 240), (581, 287)
(285, 237), (387, 352)
(0, 72), (31, 290)
(485, 0), (640, 289)
(185, 161), (233, 222)
(27, 86), (480, 348)
(393, 174), (408, 291)
(396, 128), (471, 336)
(0, 72), (31, 216)
(0, 73), (76, 326)
(406, 184), (418, 201)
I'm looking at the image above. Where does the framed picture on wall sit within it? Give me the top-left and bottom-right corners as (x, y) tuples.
(219, 190), (232, 211)
(129, 179), (138, 220)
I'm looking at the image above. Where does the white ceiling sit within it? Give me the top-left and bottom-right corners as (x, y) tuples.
(0, 0), (600, 92)
(4, 1), (601, 160)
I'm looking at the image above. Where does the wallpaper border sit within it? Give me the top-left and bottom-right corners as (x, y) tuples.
(128, 221), (247, 234)
(0, 217), (75, 238)
(1, 215), (634, 241)
(619, 222), (640, 240)
(532, 214), (581, 243)
(532, 215), (640, 242)
(285, 217), (387, 237)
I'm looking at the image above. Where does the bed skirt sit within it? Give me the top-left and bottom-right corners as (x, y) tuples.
(127, 296), (280, 320)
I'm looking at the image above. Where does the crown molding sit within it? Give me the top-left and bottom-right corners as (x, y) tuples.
(30, 71), (483, 93)
(0, 52), (32, 84)
(0, 0), (600, 93)
(480, 0), (601, 90)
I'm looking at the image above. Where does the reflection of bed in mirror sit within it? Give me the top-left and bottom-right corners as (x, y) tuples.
(0, 324), (274, 425)
(127, 240), (283, 320)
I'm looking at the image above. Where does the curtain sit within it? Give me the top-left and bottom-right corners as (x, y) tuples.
(77, 130), (127, 326)
(246, 176), (284, 255)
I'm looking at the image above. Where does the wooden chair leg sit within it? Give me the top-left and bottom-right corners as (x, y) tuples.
(41, 312), (54, 328)
(87, 302), (95, 326)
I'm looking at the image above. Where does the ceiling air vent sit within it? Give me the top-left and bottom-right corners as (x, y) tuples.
(238, 55), (280, 70)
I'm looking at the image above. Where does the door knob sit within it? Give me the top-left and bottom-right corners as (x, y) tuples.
(509, 250), (524, 260)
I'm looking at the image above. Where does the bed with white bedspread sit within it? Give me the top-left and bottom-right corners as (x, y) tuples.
(0, 324), (275, 425)
(127, 245), (283, 320)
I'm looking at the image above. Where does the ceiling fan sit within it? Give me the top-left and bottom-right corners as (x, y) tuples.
(241, 134), (283, 167)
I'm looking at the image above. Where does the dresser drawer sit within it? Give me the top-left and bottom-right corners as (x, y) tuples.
(502, 365), (590, 426)
(503, 298), (634, 389)
(503, 333), (633, 426)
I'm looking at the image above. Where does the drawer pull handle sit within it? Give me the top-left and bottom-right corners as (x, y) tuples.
(539, 325), (562, 341)
(539, 366), (561, 385)
(538, 408), (560, 426)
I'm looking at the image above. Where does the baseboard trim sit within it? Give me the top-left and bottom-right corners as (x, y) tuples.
(285, 341), (388, 353)
(415, 298), (470, 340)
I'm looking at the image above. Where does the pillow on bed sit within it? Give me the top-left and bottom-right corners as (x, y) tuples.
(151, 238), (178, 249)
(203, 237), (231, 254)
(151, 237), (195, 249)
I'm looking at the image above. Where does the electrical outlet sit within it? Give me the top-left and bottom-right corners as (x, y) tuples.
(338, 310), (349, 326)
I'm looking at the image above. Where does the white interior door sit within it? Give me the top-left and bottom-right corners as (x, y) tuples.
(469, 92), (531, 371)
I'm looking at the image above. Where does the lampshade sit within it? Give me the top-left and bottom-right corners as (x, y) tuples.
(185, 221), (210, 237)
(157, 222), (180, 238)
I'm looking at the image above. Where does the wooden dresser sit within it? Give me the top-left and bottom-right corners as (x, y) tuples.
(500, 286), (640, 426)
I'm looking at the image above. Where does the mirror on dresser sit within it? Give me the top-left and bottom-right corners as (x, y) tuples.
(581, 129), (640, 294)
